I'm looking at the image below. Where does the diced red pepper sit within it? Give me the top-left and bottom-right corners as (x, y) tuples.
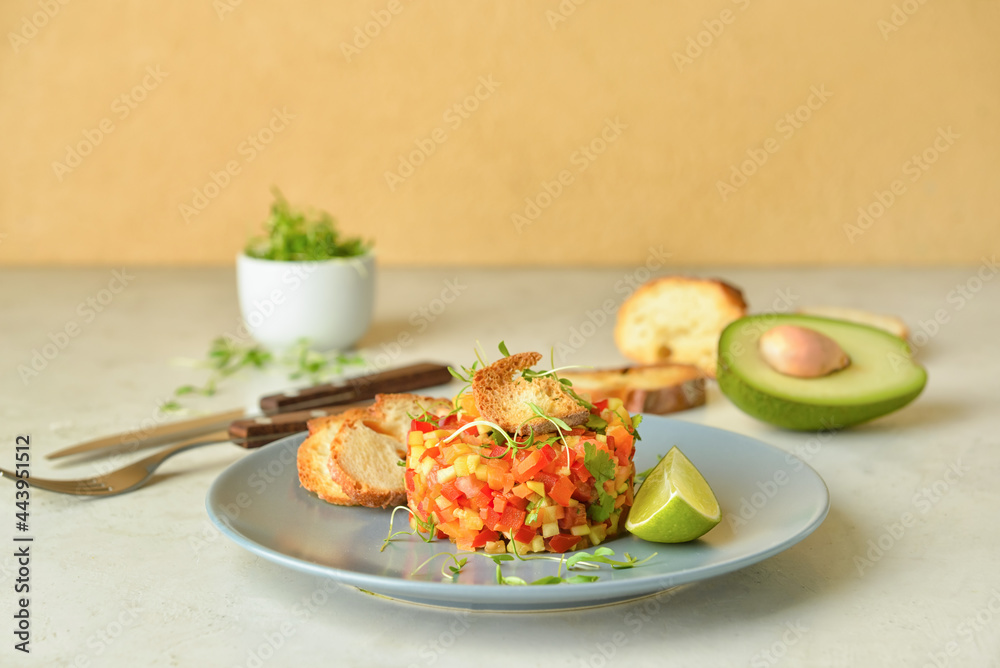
(422, 445), (441, 461)
(514, 450), (546, 482)
(513, 525), (536, 544)
(594, 399), (609, 411)
(471, 528), (499, 548)
(549, 476), (576, 507)
(539, 444), (557, 464)
(485, 507), (502, 531)
(547, 533), (582, 553)
(440, 481), (463, 502)
(498, 505), (526, 531)
(410, 420), (436, 433)
(440, 413), (460, 429)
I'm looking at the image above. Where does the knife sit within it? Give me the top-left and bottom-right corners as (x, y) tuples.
(45, 362), (454, 459)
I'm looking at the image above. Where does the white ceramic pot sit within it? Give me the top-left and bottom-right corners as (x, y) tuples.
(236, 252), (375, 351)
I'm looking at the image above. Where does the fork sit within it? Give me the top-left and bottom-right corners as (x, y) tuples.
(0, 430), (230, 496)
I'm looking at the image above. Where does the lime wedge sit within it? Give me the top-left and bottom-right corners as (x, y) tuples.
(625, 446), (721, 543)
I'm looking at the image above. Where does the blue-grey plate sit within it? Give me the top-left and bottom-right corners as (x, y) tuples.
(206, 416), (829, 611)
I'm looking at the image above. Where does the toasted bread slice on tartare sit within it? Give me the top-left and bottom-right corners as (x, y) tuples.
(472, 352), (589, 436)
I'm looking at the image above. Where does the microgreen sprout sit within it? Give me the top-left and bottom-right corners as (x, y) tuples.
(411, 552), (471, 580)
(381, 506), (437, 551)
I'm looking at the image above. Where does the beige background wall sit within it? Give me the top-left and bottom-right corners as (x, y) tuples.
(1, 1), (997, 267)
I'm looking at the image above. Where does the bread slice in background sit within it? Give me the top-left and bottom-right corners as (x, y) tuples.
(562, 364), (706, 415)
(473, 352), (589, 436)
(328, 416), (409, 508)
(798, 306), (909, 340)
(297, 413), (354, 506)
(615, 277), (747, 378)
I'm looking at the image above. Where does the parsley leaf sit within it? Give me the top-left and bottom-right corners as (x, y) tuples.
(584, 441), (617, 522)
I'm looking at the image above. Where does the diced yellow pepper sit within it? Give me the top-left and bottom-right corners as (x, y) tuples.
(526, 481), (545, 497)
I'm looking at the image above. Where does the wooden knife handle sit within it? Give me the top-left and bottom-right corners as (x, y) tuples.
(228, 402), (373, 448)
(257, 362), (453, 414)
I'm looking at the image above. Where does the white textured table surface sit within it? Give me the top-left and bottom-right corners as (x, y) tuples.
(1, 265), (998, 667)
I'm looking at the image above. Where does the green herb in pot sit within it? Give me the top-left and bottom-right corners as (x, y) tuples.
(245, 189), (370, 261)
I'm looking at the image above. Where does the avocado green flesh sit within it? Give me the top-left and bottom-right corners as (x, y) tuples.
(718, 315), (927, 430)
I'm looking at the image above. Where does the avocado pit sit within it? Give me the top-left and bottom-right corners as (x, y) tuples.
(759, 324), (850, 378)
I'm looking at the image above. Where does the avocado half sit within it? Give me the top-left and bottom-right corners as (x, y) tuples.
(717, 314), (927, 431)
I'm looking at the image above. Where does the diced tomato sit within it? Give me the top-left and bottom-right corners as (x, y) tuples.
(488, 444), (507, 458)
(435, 529), (448, 540)
(440, 481), (463, 502)
(440, 413), (460, 429)
(549, 476), (576, 507)
(559, 505), (586, 530)
(536, 471), (560, 491)
(492, 496), (507, 513)
(594, 399), (609, 411)
(498, 505), (526, 531)
(539, 444), (557, 464)
(567, 427), (586, 437)
(455, 475), (485, 498)
(471, 528), (499, 548)
(405, 468), (416, 493)
(410, 420), (436, 433)
(422, 445), (441, 461)
(505, 495), (528, 511)
(513, 525), (536, 544)
(547, 533), (581, 553)
(572, 478), (595, 503)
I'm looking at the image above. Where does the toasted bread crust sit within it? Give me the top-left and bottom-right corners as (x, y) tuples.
(562, 364), (706, 415)
(615, 276), (747, 378)
(296, 417), (354, 505)
(473, 352), (589, 436)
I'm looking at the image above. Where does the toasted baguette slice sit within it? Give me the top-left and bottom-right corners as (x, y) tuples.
(298, 393), (452, 508)
(562, 364), (706, 415)
(297, 414), (354, 506)
(328, 415), (408, 508)
(797, 306), (909, 340)
(615, 277), (747, 378)
(473, 352), (589, 436)
(368, 393), (453, 446)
